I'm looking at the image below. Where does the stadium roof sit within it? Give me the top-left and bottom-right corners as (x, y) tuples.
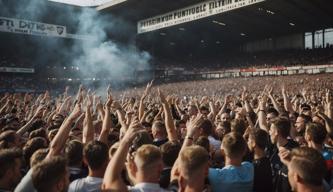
(98, 0), (333, 49)
(49, 0), (112, 7)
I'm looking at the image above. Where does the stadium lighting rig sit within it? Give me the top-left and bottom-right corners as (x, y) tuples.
(212, 20), (226, 26)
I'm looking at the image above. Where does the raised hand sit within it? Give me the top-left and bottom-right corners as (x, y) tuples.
(158, 88), (167, 104)
(241, 86), (248, 101)
(326, 89), (331, 104)
(107, 84), (112, 97)
(186, 114), (204, 137)
(258, 95), (267, 110)
(87, 94), (93, 109)
(69, 103), (82, 120)
(111, 100), (122, 110)
(278, 147), (291, 166)
(33, 105), (45, 119)
(281, 84), (286, 95)
(142, 80), (154, 99)
(266, 86), (273, 97)
(122, 117), (142, 143)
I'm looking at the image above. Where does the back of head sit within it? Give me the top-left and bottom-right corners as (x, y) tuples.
(161, 141), (181, 167)
(23, 137), (47, 167)
(29, 128), (47, 140)
(179, 145), (209, 180)
(130, 131), (153, 154)
(289, 147), (326, 187)
(65, 140), (83, 167)
(32, 156), (67, 192)
(199, 120), (213, 136)
(222, 132), (246, 159)
(0, 148), (22, 180)
(134, 144), (162, 172)
(305, 122), (327, 145)
(30, 148), (48, 168)
(29, 120), (46, 133)
(0, 130), (17, 149)
(298, 114), (312, 124)
(231, 119), (246, 135)
(84, 140), (109, 170)
(271, 117), (291, 138)
(195, 136), (210, 153)
(267, 108), (279, 117)
(248, 129), (269, 150)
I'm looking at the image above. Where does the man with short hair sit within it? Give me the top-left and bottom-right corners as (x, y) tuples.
(305, 122), (333, 182)
(280, 147), (326, 192)
(32, 156), (69, 192)
(199, 119), (221, 151)
(305, 122), (332, 158)
(188, 105), (198, 117)
(0, 148), (22, 191)
(68, 140), (109, 192)
(247, 129), (273, 192)
(102, 119), (169, 192)
(266, 108), (279, 127)
(65, 140), (86, 182)
(173, 145), (209, 192)
(127, 144), (167, 191)
(294, 114), (312, 136)
(208, 132), (254, 192)
(221, 112), (231, 123)
(160, 142), (181, 188)
(152, 121), (168, 147)
(269, 117), (298, 192)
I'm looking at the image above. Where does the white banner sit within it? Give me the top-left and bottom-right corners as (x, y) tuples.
(0, 17), (67, 37)
(137, 0), (265, 34)
(0, 67), (35, 73)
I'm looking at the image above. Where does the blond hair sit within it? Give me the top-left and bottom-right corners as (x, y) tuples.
(179, 146), (209, 179)
(134, 144), (162, 171)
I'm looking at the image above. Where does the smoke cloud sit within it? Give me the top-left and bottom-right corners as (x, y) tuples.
(0, 0), (152, 91)
(72, 8), (151, 84)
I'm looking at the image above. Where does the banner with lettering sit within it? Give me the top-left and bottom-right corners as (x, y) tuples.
(0, 67), (35, 73)
(137, 0), (266, 34)
(0, 17), (67, 37)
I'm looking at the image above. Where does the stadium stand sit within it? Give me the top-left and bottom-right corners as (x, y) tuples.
(1, 0), (333, 192)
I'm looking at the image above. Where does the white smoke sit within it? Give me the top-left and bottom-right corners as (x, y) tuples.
(0, 0), (152, 90)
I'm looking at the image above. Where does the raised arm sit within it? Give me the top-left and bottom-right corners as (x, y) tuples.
(282, 84), (294, 113)
(102, 119), (141, 191)
(16, 106), (44, 136)
(207, 101), (217, 121)
(46, 103), (82, 158)
(316, 111), (333, 137)
(267, 87), (282, 114)
(139, 80), (153, 121)
(158, 89), (178, 142)
(258, 96), (269, 132)
(98, 95), (113, 145)
(83, 95), (94, 144)
(171, 114), (203, 182)
(217, 95), (231, 117)
(325, 89), (332, 120)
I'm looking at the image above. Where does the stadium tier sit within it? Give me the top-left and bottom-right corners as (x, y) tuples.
(0, 0), (333, 192)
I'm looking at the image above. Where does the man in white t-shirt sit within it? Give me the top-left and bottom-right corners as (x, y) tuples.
(102, 120), (170, 192)
(68, 141), (109, 192)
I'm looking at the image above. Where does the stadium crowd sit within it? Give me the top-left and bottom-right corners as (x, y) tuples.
(157, 47), (333, 70)
(0, 73), (333, 192)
